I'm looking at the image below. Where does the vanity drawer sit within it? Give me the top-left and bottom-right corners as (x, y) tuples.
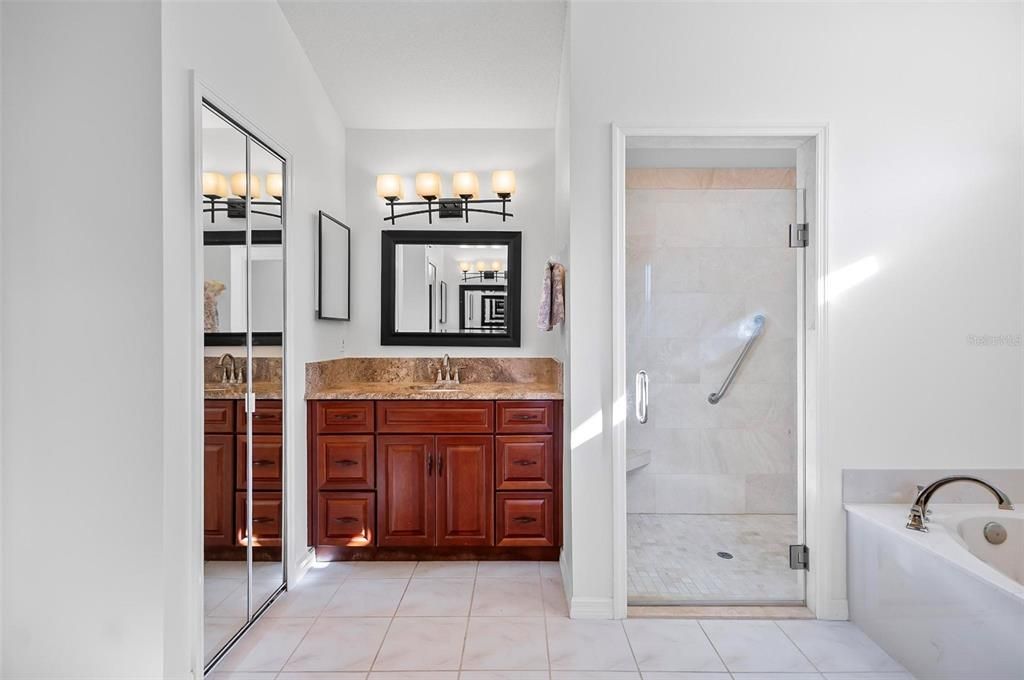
(236, 435), (283, 490)
(318, 491), (375, 547)
(496, 435), (554, 491)
(316, 401), (375, 433)
(376, 401), (494, 433)
(235, 491), (282, 547)
(495, 492), (555, 547)
(237, 399), (283, 434)
(205, 400), (235, 433)
(496, 401), (554, 433)
(317, 435), (375, 490)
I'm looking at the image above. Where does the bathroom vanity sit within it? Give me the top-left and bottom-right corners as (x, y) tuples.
(305, 358), (563, 560)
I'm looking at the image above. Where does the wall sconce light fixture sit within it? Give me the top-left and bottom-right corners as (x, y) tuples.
(203, 171), (283, 223)
(377, 170), (515, 225)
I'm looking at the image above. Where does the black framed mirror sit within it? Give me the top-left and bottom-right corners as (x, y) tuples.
(317, 211), (351, 321)
(381, 230), (522, 347)
(203, 230), (283, 346)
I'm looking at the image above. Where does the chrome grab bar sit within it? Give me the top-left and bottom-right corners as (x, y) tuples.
(635, 370), (649, 424)
(708, 315), (765, 405)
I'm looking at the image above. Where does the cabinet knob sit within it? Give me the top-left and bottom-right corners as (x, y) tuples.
(513, 516), (537, 524)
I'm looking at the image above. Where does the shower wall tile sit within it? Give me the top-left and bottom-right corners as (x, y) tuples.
(655, 474), (746, 514)
(746, 474), (798, 514)
(626, 185), (799, 516)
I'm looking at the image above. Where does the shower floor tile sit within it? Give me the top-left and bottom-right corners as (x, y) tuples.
(627, 513), (802, 604)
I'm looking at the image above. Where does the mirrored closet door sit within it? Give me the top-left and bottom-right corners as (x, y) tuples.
(200, 100), (287, 670)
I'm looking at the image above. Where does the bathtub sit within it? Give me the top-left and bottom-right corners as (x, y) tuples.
(847, 504), (1024, 680)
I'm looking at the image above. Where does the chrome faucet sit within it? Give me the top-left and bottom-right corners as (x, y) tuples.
(435, 353), (460, 386)
(906, 475), (1014, 532)
(218, 353), (236, 384)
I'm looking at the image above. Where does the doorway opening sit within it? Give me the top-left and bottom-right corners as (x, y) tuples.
(611, 128), (826, 616)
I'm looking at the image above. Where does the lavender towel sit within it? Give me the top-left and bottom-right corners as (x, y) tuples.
(537, 261), (566, 331)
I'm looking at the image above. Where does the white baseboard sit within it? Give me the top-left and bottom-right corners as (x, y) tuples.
(291, 546), (316, 585)
(569, 596), (615, 619)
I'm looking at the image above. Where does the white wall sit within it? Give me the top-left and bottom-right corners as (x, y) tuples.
(1, 1), (167, 676)
(567, 1), (1024, 618)
(344, 129), (567, 358)
(160, 0), (347, 674)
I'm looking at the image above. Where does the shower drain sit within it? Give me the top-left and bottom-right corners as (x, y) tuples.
(716, 551), (734, 559)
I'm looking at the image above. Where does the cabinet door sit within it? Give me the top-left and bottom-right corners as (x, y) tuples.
(204, 434), (234, 546)
(236, 434), (283, 490)
(377, 435), (435, 547)
(436, 436), (494, 546)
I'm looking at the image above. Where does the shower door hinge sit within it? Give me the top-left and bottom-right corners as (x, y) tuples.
(789, 223), (809, 248)
(789, 544), (809, 570)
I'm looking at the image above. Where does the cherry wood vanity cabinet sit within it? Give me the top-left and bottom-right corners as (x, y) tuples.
(204, 399), (283, 553)
(307, 398), (562, 560)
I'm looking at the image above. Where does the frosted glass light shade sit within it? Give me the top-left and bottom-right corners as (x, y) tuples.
(452, 172), (479, 199)
(491, 170), (516, 197)
(376, 174), (404, 200)
(476, 260), (486, 272)
(491, 261), (502, 271)
(415, 172), (442, 199)
(266, 173), (283, 199)
(202, 172), (228, 198)
(459, 261), (471, 272)
(230, 172), (261, 198)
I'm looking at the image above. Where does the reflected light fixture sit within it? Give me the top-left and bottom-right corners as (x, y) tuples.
(377, 170), (515, 225)
(203, 171), (282, 223)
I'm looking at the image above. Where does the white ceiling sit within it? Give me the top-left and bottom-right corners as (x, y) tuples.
(277, 0), (567, 129)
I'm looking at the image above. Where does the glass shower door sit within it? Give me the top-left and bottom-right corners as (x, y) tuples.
(625, 175), (804, 605)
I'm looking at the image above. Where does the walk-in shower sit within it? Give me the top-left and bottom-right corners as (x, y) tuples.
(623, 140), (812, 606)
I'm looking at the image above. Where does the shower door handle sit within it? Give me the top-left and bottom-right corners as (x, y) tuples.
(635, 370), (649, 424)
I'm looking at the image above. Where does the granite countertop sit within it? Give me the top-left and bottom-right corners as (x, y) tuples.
(204, 382), (282, 400)
(304, 357), (564, 401)
(305, 381), (563, 401)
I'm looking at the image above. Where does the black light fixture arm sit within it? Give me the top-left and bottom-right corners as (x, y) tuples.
(382, 196), (512, 225)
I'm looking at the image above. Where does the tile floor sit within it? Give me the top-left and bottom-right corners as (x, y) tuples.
(206, 560), (285, 664)
(628, 514), (803, 604)
(211, 560), (913, 680)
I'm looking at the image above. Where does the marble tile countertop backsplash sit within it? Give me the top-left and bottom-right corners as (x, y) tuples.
(305, 357), (563, 400)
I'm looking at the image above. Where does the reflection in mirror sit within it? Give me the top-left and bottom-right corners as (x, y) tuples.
(201, 100), (286, 670)
(394, 244), (509, 334)
(381, 231), (521, 347)
(203, 244), (283, 334)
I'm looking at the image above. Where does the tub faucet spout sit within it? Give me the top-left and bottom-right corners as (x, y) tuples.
(906, 475), (1014, 532)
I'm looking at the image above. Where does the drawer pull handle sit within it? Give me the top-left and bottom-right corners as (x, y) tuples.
(334, 516), (359, 523)
(513, 459), (537, 466)
(334, 413), (359, 421)
(335, 459), (359, 467)
(253, 459), (274, 467)
(512, 414), (538, 421)
(427, 454), (434, 475)
(252, 517), (273, 524)
(253, 413), (274, 420)
(513, 516), (537, 524)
